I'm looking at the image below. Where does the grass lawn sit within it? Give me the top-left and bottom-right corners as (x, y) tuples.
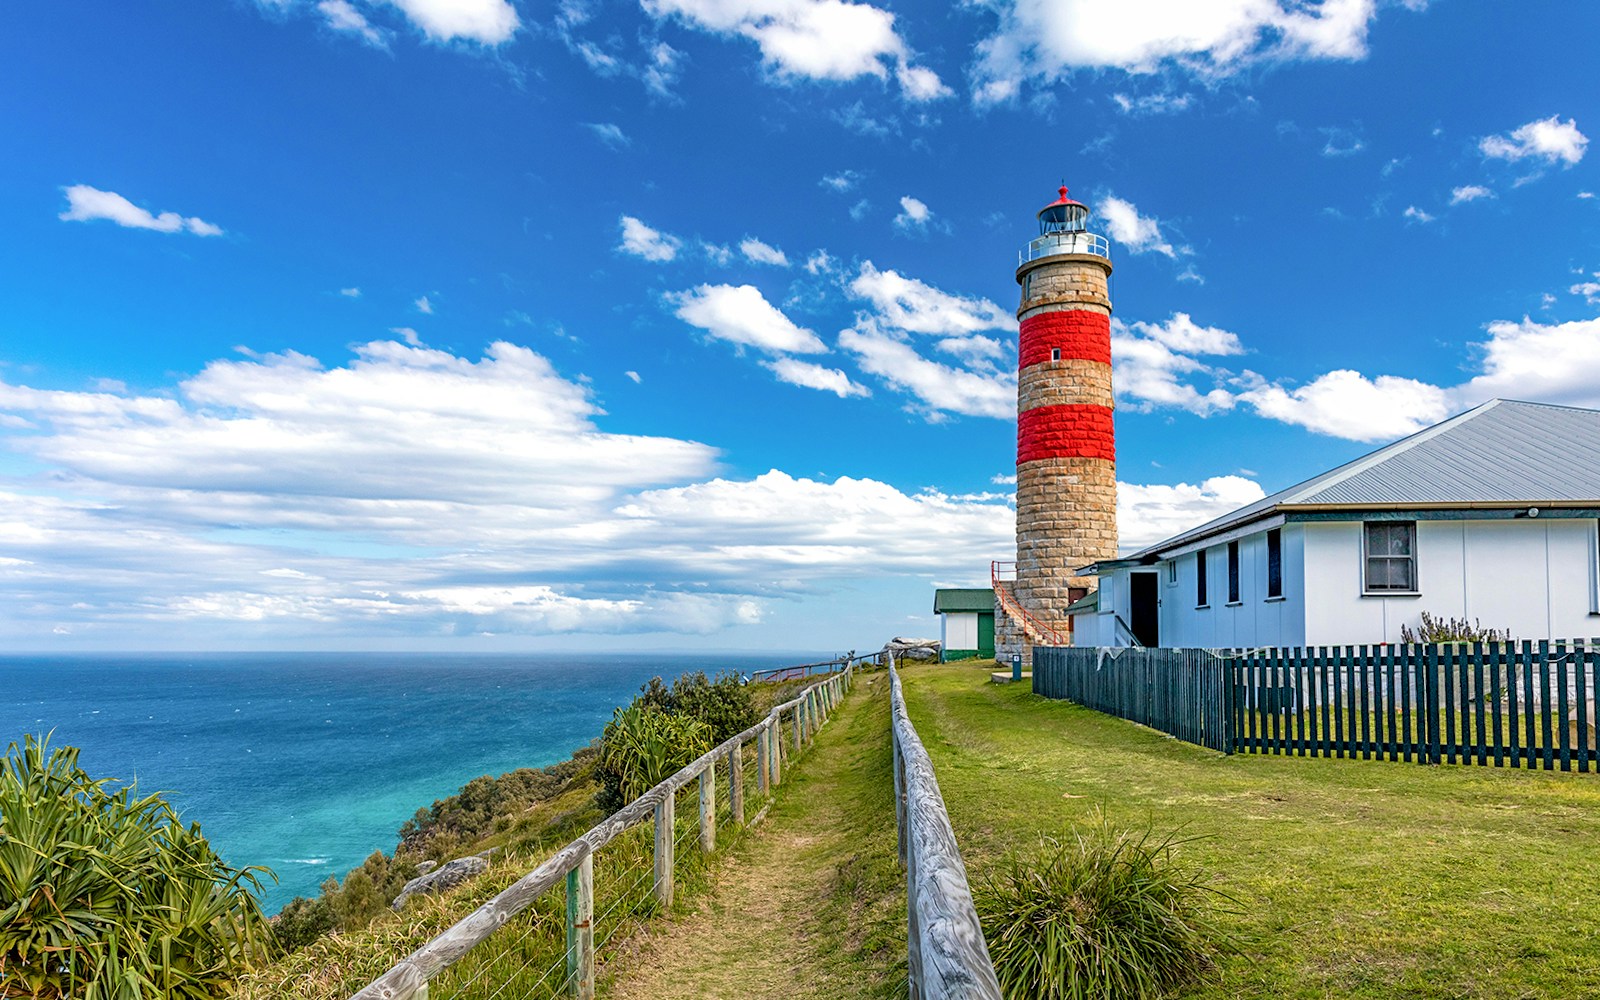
(901, 659), (1600, 1000)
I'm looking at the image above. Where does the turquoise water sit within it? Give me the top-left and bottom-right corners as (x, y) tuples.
(0, 652), (819, 910)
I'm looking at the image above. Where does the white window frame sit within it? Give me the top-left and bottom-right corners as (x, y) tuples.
(1362, 520), (1420, 596)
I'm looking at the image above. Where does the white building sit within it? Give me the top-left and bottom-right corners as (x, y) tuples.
(1072, 399), (1600, 648)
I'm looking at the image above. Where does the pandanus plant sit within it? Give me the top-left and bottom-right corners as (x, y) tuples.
(0, 735), (272, 999)
(597, 706), (713, 806)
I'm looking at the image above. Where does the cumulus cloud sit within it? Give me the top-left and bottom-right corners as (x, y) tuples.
(0, 338), (1024, 643)
(415, 295), (435, 314)
(1450, 184), (1493, 204)
(1097, 195), (1184, 257)
(1480, 115), (1588, 166)
(739, 237), (790, 266)
(339, 287), (362, 298)
(618, 215), (683, 262)
(849, 262), (1011, 335)
(820, 170), (861, 192)
(762, 358), (871, 397)
(1112, 91), (1193, 115)
(1112, 314), (1241, 416)
(642, 0), (945, 100)
(1402, 205), (1435, 224)
(668, 284), (827, 353)
(318, 0), (388, 45)
(1457, 314), (1600, 406)
(1238, 370), (1452, 441)
(386, 0), (519, 43)
(59, 185), (223, 236)
(838, 322), (1014, 420)
(893, 195), (933, 232)
(973, 0), (1379, 103)
(1571, 275), (1600, 306)
(1118, 476), (1268, 551)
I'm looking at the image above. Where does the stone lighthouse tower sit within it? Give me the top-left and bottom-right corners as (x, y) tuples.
(1003, 186), (1118, 661)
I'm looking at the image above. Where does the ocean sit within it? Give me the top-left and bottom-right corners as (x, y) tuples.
(0, 652), (821, 910)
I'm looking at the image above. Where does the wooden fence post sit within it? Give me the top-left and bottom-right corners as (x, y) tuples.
(565, 850), (594, 1000)
(699, 764), (716, 852)
(772, 719), (784, 786)
(792, 706), (803, 753)
(756, 727), (770, 794)
(654, 793), (674, 908)
(730, 739), (745, 825)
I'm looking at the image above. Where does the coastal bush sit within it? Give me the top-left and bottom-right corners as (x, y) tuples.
(595, 705), (713, 811)
(974, 820), (1230, 1000)
(0, 734), (270, 998)
(635, 671), (758, 744)
(397, 746), (596, 857)
(1399, 611), (1511, 644)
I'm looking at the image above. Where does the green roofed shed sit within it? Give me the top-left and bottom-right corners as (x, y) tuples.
(932, 588), (995, 661)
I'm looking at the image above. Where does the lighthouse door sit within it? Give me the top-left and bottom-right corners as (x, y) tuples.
(1129, 572), (1160, 648)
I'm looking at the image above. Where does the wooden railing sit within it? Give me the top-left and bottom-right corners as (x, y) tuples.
(351, 665), (854, 1000)
(888, 656), (1002, 1000)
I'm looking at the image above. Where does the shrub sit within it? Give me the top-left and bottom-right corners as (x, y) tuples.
(0, 734), (271, 999)
(397, 747), (595, 858)
(635, 671), (757, 744)
(1400, 612), (1511, 645)
(594, 705), (712, 812)
(974, 820), (1230, 1000)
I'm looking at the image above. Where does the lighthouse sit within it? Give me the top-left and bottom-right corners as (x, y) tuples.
(997, 186), (1118, 663)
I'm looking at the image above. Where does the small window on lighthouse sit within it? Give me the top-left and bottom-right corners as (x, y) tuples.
(1050, 348), (1062, 362)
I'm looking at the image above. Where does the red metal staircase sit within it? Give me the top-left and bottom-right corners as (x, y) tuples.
(991, 560), (1069, 647)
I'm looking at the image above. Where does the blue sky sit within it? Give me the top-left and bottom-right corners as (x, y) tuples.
(1, 0), (1597, 651)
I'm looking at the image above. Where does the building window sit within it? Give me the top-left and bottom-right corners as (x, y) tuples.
(1050, 347), (1062, 361)
(1166, 560), (1177, 585)
(1364, 521), (1418, 593)
(1195, 550), (1208, 607)
(1266, 528), (1283, 599)
(1022, 273), (1033, 298)
(1227, 540), (1240, 604)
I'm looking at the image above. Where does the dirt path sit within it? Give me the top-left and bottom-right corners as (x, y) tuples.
(598, 672), (901, 1000)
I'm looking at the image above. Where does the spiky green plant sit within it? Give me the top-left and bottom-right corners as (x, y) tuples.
(595, 705), (713, 809)
(0, 734), (271, 999)
(974, 819), (1231, 1000)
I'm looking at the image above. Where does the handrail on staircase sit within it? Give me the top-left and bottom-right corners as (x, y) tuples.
(990, 561), (1069, 647)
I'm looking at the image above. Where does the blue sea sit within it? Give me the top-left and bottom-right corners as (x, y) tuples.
(0, 652), (820, 911)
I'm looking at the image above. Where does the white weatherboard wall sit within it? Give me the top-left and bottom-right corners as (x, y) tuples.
(1302, 518), (1600, 645)
(941, 612), (979, 651)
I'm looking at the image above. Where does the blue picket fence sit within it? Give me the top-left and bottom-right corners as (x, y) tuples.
(1033, 639), (1600, 772)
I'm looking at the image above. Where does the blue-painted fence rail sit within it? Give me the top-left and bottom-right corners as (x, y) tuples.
(1034, 639), (1600, 772)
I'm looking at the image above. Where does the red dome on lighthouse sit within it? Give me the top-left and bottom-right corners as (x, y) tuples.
(1037, 185), (1090, 234)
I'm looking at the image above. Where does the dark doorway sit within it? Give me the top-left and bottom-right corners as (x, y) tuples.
(1129, 573), (1160, 648)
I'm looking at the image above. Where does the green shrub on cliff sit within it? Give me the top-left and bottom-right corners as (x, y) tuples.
(595, 705), (713, 812)
(634, 671), (758, 744)
(0, 734), (270, 999)
(398, 747), (596, 858)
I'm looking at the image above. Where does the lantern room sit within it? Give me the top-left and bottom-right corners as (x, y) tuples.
(1020, 185), (1109, 264)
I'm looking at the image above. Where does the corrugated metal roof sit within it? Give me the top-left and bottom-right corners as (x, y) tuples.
(933, 588), (995, 613)
(1131, 399), (1600, 560)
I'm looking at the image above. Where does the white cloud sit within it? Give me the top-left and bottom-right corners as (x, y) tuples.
(339, 287), (362, 298)
(1118, 476), (1267, 551)
(701, 241), (733, 266)
(761, 358), (870, 397)
(991, 473), (1017, 485)
(1580, 191), (1596, 200)
(1319, 125), (1364, 157)
(804, 250), (836, 274)
(849, 262), (1011, 335)
(739, 237), (790, 266)
(618, 215), (683, 262)
(1112, 91), (1193, 115)
(1571, 275), (1600, 306)
(838, 322), (1014, 420)
(1112, 314), (1241, 416)
(385, 0), (519, 44)
(1402, 205), (1435, 224)
(820, 171), (861, 192)
(1097, 195), (1179, 257)
(1450, 184), (1493, 204)
(318, 0), (387, 46)
(1457, 315), (1600, 407)
(973, 0), (1378, 103)
(1238, 370), (1451, 441)
(390, 326), (423, 345)
(1480, 115), (1588, 166)
(415, 295), (435, 314)
(893, 195), (933, 231)
(625, 370), (642, 383)
(59, 185), (223, 237)
(585, 122), (631, 148)
(642, 0), (943, 100)
(668, 284), (826, 354)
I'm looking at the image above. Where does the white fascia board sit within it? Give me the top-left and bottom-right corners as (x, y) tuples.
(1154, 513), (1287, 561)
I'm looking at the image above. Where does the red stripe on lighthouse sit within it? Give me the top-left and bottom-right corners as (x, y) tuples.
(1019, 311), (1111, 367)
(1017, 405), (1115, 463)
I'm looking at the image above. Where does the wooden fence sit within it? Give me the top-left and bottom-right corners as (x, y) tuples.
(1035, 639), (1600, 772)
(351, 664), (855, 1000)
(889, 656), (1002, 1000)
